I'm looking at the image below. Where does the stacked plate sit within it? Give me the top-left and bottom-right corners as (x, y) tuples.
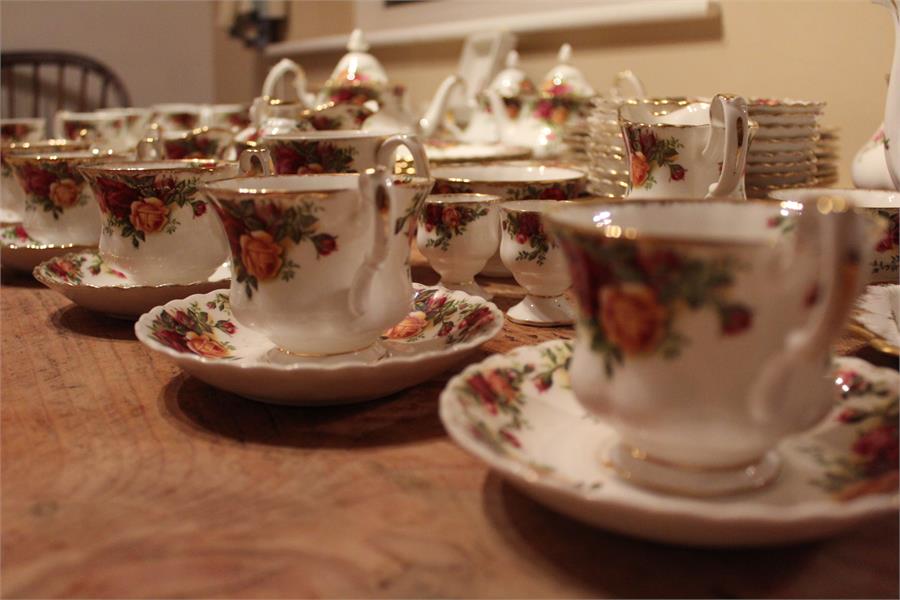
(582, 96), (629, 198)
(814, 125), (840, 186)
(747, 98), (826, 195)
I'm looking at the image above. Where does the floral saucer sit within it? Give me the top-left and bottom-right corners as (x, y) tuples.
(135, 284), (504, 406)
(440, 340), (899, 547)
(851, 284), (900, 356)
(34, 249), (229, 319)
(0, 223), (91, 273)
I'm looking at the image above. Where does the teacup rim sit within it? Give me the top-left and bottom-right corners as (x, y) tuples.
(0, 116), (46, 125)
(78, 158), (234, 176)
(262, 130), (395, 141)
(543, 197), (808, 248)
(770, 187), (900, 209)
(425, 193), (500, 205)
(500, 199), (580, 213)
(432, 164), (586, 185)
(4, 148), (118, 164)
(1, 139), (89, 153)
(202, 172), (433, 197)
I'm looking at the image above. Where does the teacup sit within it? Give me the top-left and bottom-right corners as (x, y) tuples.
(1, 139), (89, 223)
(619, 95), (752, 200)
(257, 130), (429, 177)
(547, 198), (873, 496)
(6, 148), (116, 245)
(206, 104), (252, 132)
(1, 118), (46, 143)
(499, 200), (574, 325)
(202, 170), (434, 355)
(79, 159), (238, 285)
(431, 164), (587, 276)
(54, 110), (126, 149)
(150, 103), (205, 131)
(417, 194), (500, 299)
(771, 187), (900, 284)
(137, 127), (234, 160)
(96, 107), (153, 148)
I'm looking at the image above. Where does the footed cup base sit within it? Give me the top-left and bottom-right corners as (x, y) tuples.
(506, 294), (575, 327)
(606, 442), (782, 497)
(440, 279), (492, 300)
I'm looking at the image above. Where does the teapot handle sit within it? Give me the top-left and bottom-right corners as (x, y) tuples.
(262, 58), (310, 105)
(748, 198), (870, 425)
(238, 147), (274, 176)
(610, 70), (646, 101)
(376, 133), (430, 180)
(350, 167), (396, 317)
(704, 94), (750, 198)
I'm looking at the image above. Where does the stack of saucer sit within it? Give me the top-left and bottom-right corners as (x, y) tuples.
(583, 96), (629, 198)
(814, 125), (840, 186)
(559, 110), (592, 169)
(746, 98), (825, 195)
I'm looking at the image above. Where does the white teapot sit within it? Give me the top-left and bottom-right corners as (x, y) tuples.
(877, 0), (900, 189)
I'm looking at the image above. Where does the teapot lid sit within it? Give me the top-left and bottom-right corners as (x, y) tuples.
(539, 44), (594, 98)
(325, 29), (389, 90)
(487, 51), (536, 98)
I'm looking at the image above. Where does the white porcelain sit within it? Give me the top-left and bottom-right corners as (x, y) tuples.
(257, 129), (429, 176)
(748, 97), (825, 114)
(499, 200), (573, 326)
(135, 285), (503, 405)
(33, 249), (228, 318)
(137, 126), (234, 161)
(0, 118), (46, 142)
(440, 340), (899, 546)
(771, 187), (899, 283)
(753, 124), (819, 139)
(750, 137), (818, 153)
(746, 160), (816, 175)
(205, 104), (251, 132)
(852, 125), (894, 190)
(203, 171), (433, 355)
(96, 107), (152, 147)
(619, 95), (751, 200)
(0, 223), (90, 272)
(751, 113), (819, 127)
(79, 159), (237, 286)
(539, 44), (595, 98)
(6, 149), (115, 246)
(150, 103), (206, 132)
(362, 76), (463, 139)
(424, 142), (530, 163)
(54, 110), (126, 149)
(877, 0), (900, 188)
(545, 199), (872, 495)
(417, 194), (500, 299)
(432, 164), (587, 277)
(322, 29), (389, 98)
(854, 284), (900, 353)
(747, 149), (815, 164)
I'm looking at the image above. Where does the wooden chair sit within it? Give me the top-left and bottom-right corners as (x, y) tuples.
(1, 51), (132, 120)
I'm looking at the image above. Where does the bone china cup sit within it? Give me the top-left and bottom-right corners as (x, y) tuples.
(619, 95), (752, 200)
(416, 194), (500, 299)
(54, 110), (126, 149)
(1, 118), (46, 143)
(499, 200), (574, 325)
(79, 159), (238, 285)
(7, 149), (115, 245)
(258, 130), (430, 177)
(202, 171), (433, 356)
(771, 187), (900, 284)
(546, 198), (872, 496)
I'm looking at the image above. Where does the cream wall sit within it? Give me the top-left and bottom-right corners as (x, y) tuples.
(245, 0), (895, 186)
(0, 0), (217, 107)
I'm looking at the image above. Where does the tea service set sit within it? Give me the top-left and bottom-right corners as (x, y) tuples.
(2, 15), (900, 548)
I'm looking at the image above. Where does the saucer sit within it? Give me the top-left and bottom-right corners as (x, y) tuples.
(135, 284), (504, 406)
(0, 223), (91, 273)
(850, 284), (900, 356)
(34, 249), (230, 319)
(439, 340), (899, 546)
(424, 142), (531, 163)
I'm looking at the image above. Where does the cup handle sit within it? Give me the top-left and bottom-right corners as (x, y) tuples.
(136, 135), (164, 160)
(349, 166), (395, 318)
(747, 198), (870, 425)
(238, 147), (274, 175)
(376, 133), (430, 180)
(53, 111), (67, 139)
(610, 70), (646, 101)
(704, 94), (750, 198)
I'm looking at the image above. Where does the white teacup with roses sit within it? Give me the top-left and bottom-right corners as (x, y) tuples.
(619, 95), (752, 200)
(499, 199), (574, 325)
(79, 160), (238, 285)
(202, 170), (433, 356)
(547, 198), (873, 496)
(417, 194), (500, 299)
(7, 149), (116, 246)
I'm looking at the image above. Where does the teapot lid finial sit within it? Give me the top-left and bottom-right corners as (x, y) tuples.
(505, 50), (519, 69)
(558, 43), (572, 64)
(347, 28), (369, 53)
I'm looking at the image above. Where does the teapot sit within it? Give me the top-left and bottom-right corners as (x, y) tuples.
(486, 44), (594, 158)
(877, 0), (900, 189)
(852, 125), (894, 189)
(447, 50), (535, 144)
(362, 77), (463, 138)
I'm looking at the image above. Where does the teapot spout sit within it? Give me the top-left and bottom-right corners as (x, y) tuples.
(484, 89), (511, 134)
(418, 74), (463, 138)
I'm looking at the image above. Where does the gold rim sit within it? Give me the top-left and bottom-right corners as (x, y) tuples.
(80, 158), (230, 176)
(425, 193), (500, 205)
(203, 173), (432, 198)
(847, 321), (900, 356)
(4, 149), (117, 165)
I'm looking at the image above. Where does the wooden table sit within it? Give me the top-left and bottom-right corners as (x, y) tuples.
(2, 261), (898, 599)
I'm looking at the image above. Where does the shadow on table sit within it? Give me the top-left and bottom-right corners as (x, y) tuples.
(158, 361), (480, 449)
(49, 304), (136, 341)
(480, 474), (828, 599)
(1, 267), (42, 288)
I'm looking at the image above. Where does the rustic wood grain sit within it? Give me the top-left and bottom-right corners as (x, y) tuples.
(1, 262), (897, 599)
